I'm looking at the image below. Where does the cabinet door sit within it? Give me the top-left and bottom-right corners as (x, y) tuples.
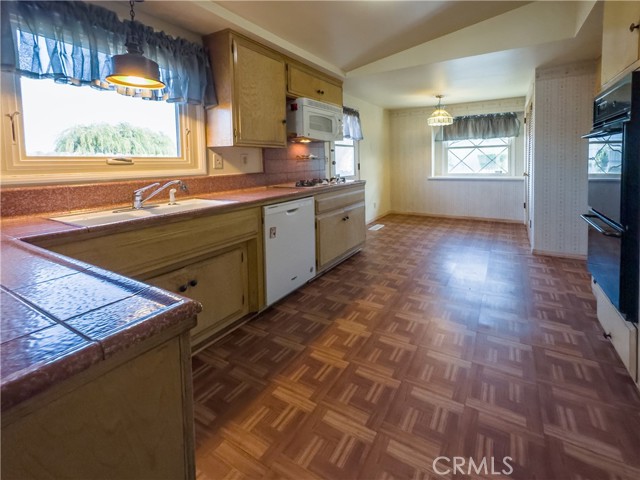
(149, 245), (249, 346)
(316, 203), (366, 270)
(601, 1), (640, 86)
(287, 63), (343, 106)
(233, 37), (287, 147)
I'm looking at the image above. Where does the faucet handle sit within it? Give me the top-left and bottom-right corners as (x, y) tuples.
(179, 181), (189, 193)
(134, 182), (160, 195)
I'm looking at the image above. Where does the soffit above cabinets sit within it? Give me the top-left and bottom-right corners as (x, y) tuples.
(127, 1), (603, 109)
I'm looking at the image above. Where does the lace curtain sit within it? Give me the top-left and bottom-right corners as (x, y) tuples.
(343, 106), (363, 140)
(436, 112), (520, 141)
(0, 0), (216, 106)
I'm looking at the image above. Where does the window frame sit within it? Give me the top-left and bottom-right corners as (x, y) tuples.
(440, 136), (515, 177)
(1, 73), (206, 185)
(327, 137), (360, 180)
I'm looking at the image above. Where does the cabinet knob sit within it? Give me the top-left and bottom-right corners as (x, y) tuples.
(342, 215), (350, 221)
(316, 89), (324, 95)
(178, 284), (188, 293)
(631, 23), (640, 32)
(189, 279), (198, 287)
(603, 332), (612, 339)
(282, 119), (286, 124)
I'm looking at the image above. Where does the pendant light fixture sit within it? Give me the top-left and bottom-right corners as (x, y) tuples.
(106, 0), (165, 90)
(427, 95), (454, 127)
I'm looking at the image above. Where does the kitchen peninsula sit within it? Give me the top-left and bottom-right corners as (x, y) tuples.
(0, 180), (366, 479)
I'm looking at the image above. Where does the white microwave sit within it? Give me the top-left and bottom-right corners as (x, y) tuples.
(286, 97), (343, 142)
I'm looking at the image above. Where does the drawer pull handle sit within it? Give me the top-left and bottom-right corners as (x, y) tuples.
(189, 279), (198, 287)
(179, 284), (188, 293)
(603, 332), (612, 339)
(631, 23), (639, 32)
(316, 89), (324, 95)
(342, 215), (350, 221)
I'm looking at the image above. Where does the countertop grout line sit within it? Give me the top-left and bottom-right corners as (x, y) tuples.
(2, 280), (102, 349)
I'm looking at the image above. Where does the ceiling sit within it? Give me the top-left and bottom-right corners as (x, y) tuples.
(132, 0), (603, 109)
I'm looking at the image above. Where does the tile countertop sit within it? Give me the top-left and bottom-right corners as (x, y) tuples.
(0, 181), (365, 412)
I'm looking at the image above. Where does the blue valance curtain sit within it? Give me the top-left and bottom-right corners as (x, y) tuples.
(343, 106), (363, 141)
(0, 0), (216, 106)
(436, 112), (520, 141)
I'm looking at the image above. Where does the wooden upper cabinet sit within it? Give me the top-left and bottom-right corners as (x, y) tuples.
(601, 1), (640, 87)
(287, 61), (343, 106)
(205, 30), (287, 147)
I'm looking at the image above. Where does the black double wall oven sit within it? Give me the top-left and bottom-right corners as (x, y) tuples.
(581, 72), (639, 323)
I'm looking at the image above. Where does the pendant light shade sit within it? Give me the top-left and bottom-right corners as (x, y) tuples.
(106, 1), (165, 90)
(427, 95), (454, 127)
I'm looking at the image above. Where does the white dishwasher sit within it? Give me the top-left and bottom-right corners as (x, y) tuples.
(263, 197), (316, 306)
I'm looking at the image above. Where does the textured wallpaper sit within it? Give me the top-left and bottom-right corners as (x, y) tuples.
(389, 97), (526, 223)
(531, 62), (596, 257)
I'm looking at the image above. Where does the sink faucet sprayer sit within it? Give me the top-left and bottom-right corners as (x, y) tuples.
(133, 180), (188, 209)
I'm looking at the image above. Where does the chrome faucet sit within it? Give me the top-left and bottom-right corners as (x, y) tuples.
(133, 180), (188, 209)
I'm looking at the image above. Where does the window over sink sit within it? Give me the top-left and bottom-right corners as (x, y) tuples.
(1, 73), (205, 185)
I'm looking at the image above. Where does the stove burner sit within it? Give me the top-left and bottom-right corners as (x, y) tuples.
(294, 178), (347, 187)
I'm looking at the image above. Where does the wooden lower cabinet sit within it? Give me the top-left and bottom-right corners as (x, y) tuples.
(315, 185), (366, 272)
(1, 332), (195, 480)
(38, 207), (264, 348)
(148, 244), (249, 347)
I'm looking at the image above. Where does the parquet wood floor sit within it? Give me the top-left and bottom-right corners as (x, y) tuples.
(193, 214), (640, 480)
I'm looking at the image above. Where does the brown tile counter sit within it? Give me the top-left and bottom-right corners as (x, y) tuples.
(0, 181), (365, 412)
(0, 236), (200, 412)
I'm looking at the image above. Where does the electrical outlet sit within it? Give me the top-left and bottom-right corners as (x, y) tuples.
(241, 153), (248, 165)
(213, 154), (223, 169)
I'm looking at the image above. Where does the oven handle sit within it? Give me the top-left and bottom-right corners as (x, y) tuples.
(582, 118), (628, 138)
(580, 214), (623, 237)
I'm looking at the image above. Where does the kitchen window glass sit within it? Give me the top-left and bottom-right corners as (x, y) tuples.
(331, 138), (359, 179)
(1, 73), (206, 185)
(444, 137), (512, 175)
(20, 78), (180, 158)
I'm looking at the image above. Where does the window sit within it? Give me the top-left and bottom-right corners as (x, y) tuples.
(431, 111), (524, 179)
(445, 137), (512, 175)
(20, 78), (180, 158)
(329, 138), (359, 179)
(1, 73), (205, 184)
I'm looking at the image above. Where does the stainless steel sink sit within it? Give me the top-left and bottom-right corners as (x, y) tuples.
(50, 198), (237, 227)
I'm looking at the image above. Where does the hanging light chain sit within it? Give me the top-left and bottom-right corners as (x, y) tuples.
(129, 0), (136, 22)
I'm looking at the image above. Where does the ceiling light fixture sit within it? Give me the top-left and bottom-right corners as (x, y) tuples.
(106, 0), (165, 90)
(427, 95), (454, 127)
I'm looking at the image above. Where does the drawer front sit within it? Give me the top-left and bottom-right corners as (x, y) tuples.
(316, 203), (366, 269)
(287, 63), (342, 106)
(315, 186), (365, 214)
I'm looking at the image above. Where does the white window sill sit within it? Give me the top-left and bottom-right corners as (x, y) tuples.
(428, 176), (524, 181)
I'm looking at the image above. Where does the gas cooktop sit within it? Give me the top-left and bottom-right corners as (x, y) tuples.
(271, 178), (348, 188)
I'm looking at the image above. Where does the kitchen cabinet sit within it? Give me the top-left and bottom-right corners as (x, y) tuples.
(37, 207), (264, 349)
(2, 330), (195, 479)
(601, 0), (640, 87)
(148, 245), (249, 345)
(205, 30), (287, 148)
(315, 185), (366, 272)
(286, 61), (343, 106)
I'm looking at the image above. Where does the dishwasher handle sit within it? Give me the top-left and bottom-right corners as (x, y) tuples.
(286, 208), (299, 215)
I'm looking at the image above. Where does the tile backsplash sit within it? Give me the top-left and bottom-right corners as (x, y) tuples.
(1, 143), (327, 218)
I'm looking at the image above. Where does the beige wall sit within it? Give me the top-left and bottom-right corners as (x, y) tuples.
(343, 94), (391, 223)
(531, 61), (596, 257)
(389, 98), (526, 223)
